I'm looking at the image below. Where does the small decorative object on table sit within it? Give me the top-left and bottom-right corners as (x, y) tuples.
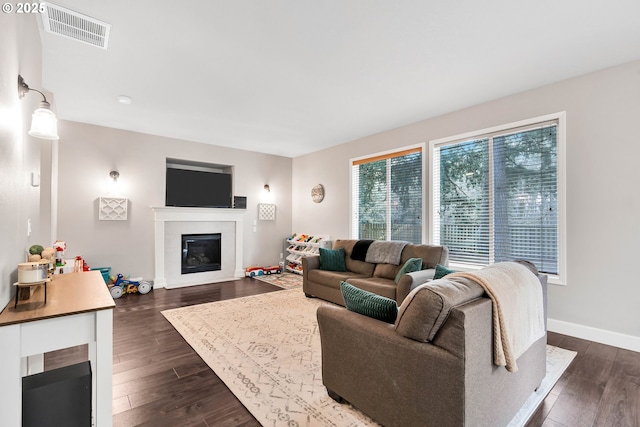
(14, 260), (51, 307)
(53, 240), (66, 267)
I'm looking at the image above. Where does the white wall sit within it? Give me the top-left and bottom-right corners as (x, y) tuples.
(56, 121), (292, 281)
(4, 11), (638, 350)
(292, 60), (640, 349)
(0, 14), (50, 308)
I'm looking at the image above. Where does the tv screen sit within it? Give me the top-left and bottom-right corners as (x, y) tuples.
(165, 168), (232, 208)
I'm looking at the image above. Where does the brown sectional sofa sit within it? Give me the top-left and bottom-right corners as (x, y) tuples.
(302, 239), (450, 306)
(317, 264), (548, 427)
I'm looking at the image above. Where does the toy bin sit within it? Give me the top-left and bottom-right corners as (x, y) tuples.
(91, 267), (111, 284)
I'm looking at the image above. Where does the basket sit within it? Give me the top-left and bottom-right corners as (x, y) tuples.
(91, 267), (111, 284)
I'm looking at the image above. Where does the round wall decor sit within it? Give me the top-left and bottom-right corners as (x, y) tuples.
(311, 184), (325, 203)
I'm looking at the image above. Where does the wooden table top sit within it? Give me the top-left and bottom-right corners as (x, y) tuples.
(0, 270), (115, 326)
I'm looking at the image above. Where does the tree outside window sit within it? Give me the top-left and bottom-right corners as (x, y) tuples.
(433, 123), (558, 274)
(352, 147), (422, 243)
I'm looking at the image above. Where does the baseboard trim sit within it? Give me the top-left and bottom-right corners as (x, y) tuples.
(548, 318), (640, 352)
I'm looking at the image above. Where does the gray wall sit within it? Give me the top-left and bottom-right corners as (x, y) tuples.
(292, 60), (640, 344)
(0, 14), (51, 308)
(56, 121), (292, 281)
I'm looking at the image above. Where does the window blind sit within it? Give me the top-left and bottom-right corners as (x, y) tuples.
(433, 122), (558, 274)
(433, 138), (490, 264)
(351, 147), (422, 243)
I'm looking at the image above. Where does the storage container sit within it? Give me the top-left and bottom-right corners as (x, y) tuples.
(91, 267), (111, 284)
(18, 262), (48, 283)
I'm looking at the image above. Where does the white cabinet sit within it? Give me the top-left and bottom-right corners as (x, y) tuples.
(285, 234), (331, 274)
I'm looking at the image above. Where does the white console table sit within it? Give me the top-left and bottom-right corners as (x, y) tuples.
(0, 271), (115, 426)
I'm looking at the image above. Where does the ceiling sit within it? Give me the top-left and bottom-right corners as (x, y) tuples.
(38, 1), (640, 158)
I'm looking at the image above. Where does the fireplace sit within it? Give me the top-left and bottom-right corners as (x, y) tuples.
(181, 233), (221, 274)
(152, 207), (244, 288)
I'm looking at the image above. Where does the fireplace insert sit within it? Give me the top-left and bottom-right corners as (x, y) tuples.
(181, 233), (221, 274)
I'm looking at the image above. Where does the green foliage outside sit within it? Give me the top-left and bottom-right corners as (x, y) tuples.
(357, 152), (422, 243)
(438, 126), (558, 273)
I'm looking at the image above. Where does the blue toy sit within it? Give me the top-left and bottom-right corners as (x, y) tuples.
(109, 274), (152, 299)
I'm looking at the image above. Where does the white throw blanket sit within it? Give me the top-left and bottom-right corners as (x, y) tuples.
(450, 262), (545, 372)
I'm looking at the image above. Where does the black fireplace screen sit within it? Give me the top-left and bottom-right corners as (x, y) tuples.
(181, 233), (222, 274)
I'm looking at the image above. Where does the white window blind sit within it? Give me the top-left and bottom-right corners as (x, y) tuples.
(433, 121), (559, 274)
(351, 147), (423, 243)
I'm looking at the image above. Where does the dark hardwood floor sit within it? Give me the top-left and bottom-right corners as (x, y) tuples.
(44, 278), (640, 427)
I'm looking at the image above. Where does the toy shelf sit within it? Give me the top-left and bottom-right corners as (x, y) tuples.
(285, 233), (331, 274)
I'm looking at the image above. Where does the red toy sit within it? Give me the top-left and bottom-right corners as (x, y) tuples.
(245, 265), (282, 277)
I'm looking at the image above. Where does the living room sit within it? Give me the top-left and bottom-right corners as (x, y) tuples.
(2, 2), (640, 426)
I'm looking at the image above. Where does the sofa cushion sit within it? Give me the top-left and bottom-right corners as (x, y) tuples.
(373, 263), (402, 280)
(434, 264), (456, 280)
(394, 257), (423, 284)
(395, 276), (485, 342)
(340, 281), (398, 323)
(319, 247), (347, 272)
(401, 244), (448, 269)
(308, 269), (369, 289)
(333, 240), (375, 277)
(345, 276), (397, 301)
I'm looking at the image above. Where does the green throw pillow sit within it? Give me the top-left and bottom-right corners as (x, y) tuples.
(319, 247), (347, 272)
(394, 257), (423, 284)
(340, 281), (398, 323)
(434, 264), (456, 280)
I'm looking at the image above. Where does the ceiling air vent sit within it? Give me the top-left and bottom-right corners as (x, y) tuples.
(41, 2), (111, 49)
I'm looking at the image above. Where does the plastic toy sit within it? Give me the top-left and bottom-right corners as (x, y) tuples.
(245, 266), (264, 277)
(263, 265), (282, 275)
(245, 265), (282, 277)
(53, 240), (66, 267)
(109, 273), (152, 299)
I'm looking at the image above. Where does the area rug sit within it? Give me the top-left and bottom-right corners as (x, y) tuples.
(253, 272), (303, 290)
(162, 289), (576, 427)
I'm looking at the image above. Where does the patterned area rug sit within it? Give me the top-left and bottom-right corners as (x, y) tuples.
(162, 289), (576, 427)
(253, 272), (303, 290)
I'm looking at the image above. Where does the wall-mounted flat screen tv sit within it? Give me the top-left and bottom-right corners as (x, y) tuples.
(165, 168), (232, 208)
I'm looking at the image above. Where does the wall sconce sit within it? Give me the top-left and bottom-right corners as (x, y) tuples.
(261, 184), (274, 205)
(106, 170), (122, 196)
(18, 75), (59, 140)
(108, 170), (120, 193)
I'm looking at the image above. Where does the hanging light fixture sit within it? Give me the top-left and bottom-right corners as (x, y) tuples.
(18, 75), (59, 140)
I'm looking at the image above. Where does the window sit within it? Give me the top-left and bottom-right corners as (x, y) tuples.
(430, 113), (565, 282)
(351, 146), (423, 243)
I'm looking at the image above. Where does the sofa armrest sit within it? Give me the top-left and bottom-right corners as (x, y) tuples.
(395, 268), (435, 304)
(302, 255), (320, 271)
(538, 274), (548, 330)
(317, 305), (465, 426)
(302, 255), (320, 287)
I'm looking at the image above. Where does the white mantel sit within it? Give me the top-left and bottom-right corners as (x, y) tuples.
(152, 207), (245, 288)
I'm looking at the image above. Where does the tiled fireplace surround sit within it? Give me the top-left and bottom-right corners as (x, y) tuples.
(152, 207), (245, 288)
